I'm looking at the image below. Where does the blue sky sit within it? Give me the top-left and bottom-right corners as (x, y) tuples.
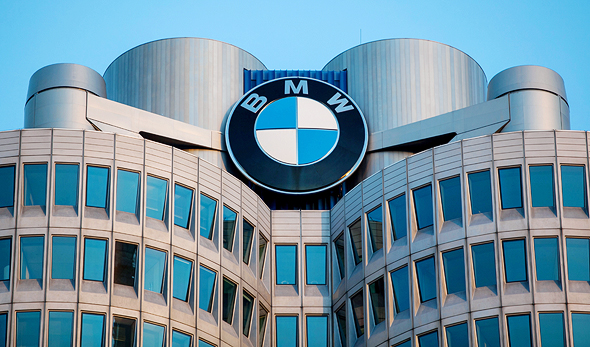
(1, 1), (589, 131)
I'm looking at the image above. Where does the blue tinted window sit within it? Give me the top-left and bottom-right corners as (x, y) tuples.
(499, 167), (522, 209)
(260, 308), (269, 346)
(446, 323), (469, 347)
(0, 312), (5, 347)
(334, 234), (345, 280)
(146, 176), (168, 220)
(259, 236), (268, 279)
(86, 166), (109, 209)
(539, 313), (565, 347)
(173, 256), (192, 301)
(306, 316), (328, 347)
(24, 164), (47, 206)
(472, 242), (496, 288)
(416, 256), (436, 302)
(172, 331), (192, 347)
(413, 185), (433, 230)
(503, 239), (527, 282)
(335, 305), (346, 346)
(562, 165), (587, 208)
(174, 184), (193, 229)
(16, 311), (41, 347)
(81, 313), (105, 347)
(222, 205), (237, 251)
(468, 170), (493, 214)
(144, 248), (166, 293)
(349, 219), (362, 266)
(54, 164), (79, 207)
(199, 194), (217, 239)
(198, 340), (215, 347)
(51, 236), (76, 280)
(388, 194), (407, 240)
(394, 340), (411, 347)
(418, 331), (438, 347)
(566, 238), (590, 281)
(475, 317), (500, 347)
(534, 238), (560, 281)
(367, 206), (383, 252)
(276, 245), (296, 285)
(573, 313), (590, 346)
(222, 277), (237, 324)
(0, 238), (11, 282)
(116, 170), (139, 214)
(83, 238), (107, 282)
(442, 248), (465, 294)
(243, 292), (254, 336)
(48, 311), (74, 347)
(0, 166), (15, 208)
(276, 316), (298, 347)
(305, 245), (326, 285)
(529, 166), (554, 207)
(112, 316), (135, 347)
(391, 266), (410, 313)
(199, 266), (216, 312)
(369, 277), (385, 325)
(20, 236), (44, 280)
(350, 290), (364, 337)
(143, 322), (165, 347)
(440, 176), (462, 222)
(243, 220), (254, 264)
(507, 314), (532, 347)
(114, 242), (137, 287)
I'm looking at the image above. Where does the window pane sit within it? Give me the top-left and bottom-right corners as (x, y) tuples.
(24, 164), (47, 206)
(562, 165), (587, 208)
(48, 311), (73, 347)
(86, 166), (109, 209)
(369, 277), (385, 325)
(199, 194), (217, 239)
(51, 236), (76, 280)
(222, 206), (237, 251)
(144, 248), (166, 293)
(143, 323), (165, 347)
(350, 290), (364, 337)
(20, 236), (44, 280)
(539, 313), (565, 347)
(418, 331), (438, 347)
(416, 256), (436, 302)
(367, 206), (383, 252)
(388, 194), (407, 240)
(16, 311), (41, 347)
(114, 242), (137, 287)
(472, 242), (497, 288)
(567, 238), (590, 281)
(83, 238), (107, 282)
(199, 266), (216, 312)
(468, 170), (493, 214)
(116, 170), (140, 214)
(146, 176), (168, 220)
(349, 219), (362, 265)
(0, 313), (5, 347)
(475, 317), (501, 347)
(534, 238), (560, 281)
(572, 313), (590, 346)
(306, 316), (328, 347)
(499, 167), (522, 209)
(276, 316), (298, 347)
(174, 184), (193, 229)
(393, 340), (411, 347)
(259, 236), (267, 279)
(335, 305), (346, 347)
(391, 266), (410, 313)
(305, 245), (326, 285)
(503, 239), (527, 282)
(440, 176), (462, 222)
(243, 291), (254, 336)
(222, 278), (237, 324)
(446, 323), (469, 347)
(334, 234), (345, 280)
(173, 256), (192, 301)
(243, 220), (254, 264)
(0, 166), (15, 208)
(276, 245), (296, 285)
(198, 340), (215, 347)
(507, 314), (532, 347)
(80, 313), (105, 347)
(172, 331), (192, 347)
(55, 164), (79, 206)
(413, 185), (433, 230)
(442, 248), (465, 294)
(112, 317), (136, 347)
(259, 307), (268, 347)
(0, 238), (11, 282)
(529, 166), (554, 207)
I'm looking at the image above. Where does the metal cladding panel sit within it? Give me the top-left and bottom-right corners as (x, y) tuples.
(222, 171), (241, 208)
(462, 135), (492, 166)
(52, 129), (84, 157)
(84, 131), (115, 160)
(301, 210), (330, 237)
(27, 63), (106, 101)
(433, 141), (462, 174)
(145, 140), (172, 171)
(330, 198), (345, 236)
(244, 70), (347, 92)
(362, 171), (383, 207)
(172, 147), (198, 181)
(487, 65), (567, 102)
(198, 158), (222, 193)
(241, 184), (258, 223)
(383, 159), (407, 196)
(556, 130), (587, 158)
(524, 131), (556, 158)
(114, 134), (144, 166)
(257, 198), (271, 235)
(492, 132), (524, 161)
(20, 129), (52, 157)
(406, 149), (433, 183)
(271, 210), (300, 237)
(344, 183), (363, 223)
(0, 130), (20, 158)
(503, 90), (563, 133)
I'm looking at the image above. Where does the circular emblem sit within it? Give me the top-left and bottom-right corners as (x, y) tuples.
(225, 77), (367, 194)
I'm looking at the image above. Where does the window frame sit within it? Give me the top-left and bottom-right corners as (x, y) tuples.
(23, 162), (48, 207)
(222, 204), (238, 252)
(145, 174), (169, 221)
(143, 246), (167, 294)
(366, 205), (383, 254)
(0, 164), (16, 208)
(199, 193), (218, 240)
(54, 163), (80, 208)
(173, 183), (194, 229)
(172, 255), (193, 302)
(198, 265), (217, 313)
(275, 244), (297, 286)
(388, 193), (407, 242)
(498, 166), (523, 210)
(439, 175), (463, 223)
(502, 238), (528, 283)
(305, 244), (327, 285)
(115, 168), (141, 216)
(82, 237), (108, 283)
(412, 183), (434, 231)
(348, 218), (362, 267)
(85, 165), (110, 209)
(242, 218), (255, 265)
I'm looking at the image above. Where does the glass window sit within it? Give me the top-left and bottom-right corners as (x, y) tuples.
(393, 340), (411, 347)
(567, 238), (590, 281)
(391, 266), (410, 313)
(199, 194), (217, 239)
(539, 313), (565, 347)
(86, 166), (109, 209)
(276, 316), (298, 347)
(259, 307), (268, 347)
(146, 176), (168, 220)
(349, 219), (362, 266)
(572, 313), (590, 346)
(114, 242), (137, 287)
(222, 205), (237, 251)
(198, 340), (215, 347)
(415, 256), (436, 302)
(173, 256), (192, 302)
(529, 165), (554, 207)
(51, 236), (76, 280)
(83, 238), (107, 282)
(144, 248), (166, 293)
(306, 316), (328, 347)
(369, 277), (385, 325)
(442, 248), (465, 294)
(367, 206), (383, 252)
(243, 220), (254, 264)
(0, 165), (15, 208)
(506, 314), (532, 347)
(143, 322), (165, 347)
(24, 163), (47, 206)
(498, 167), (522, 209)
(172, 331), (192, 347)
(503, 239), (527, 283)
(276, 245), (297, 285)
(475, 317), (501, 347)
(413, 185), (433, 230)
(445, 323), (469, 347)
(418, 330), (438, 347)
(0, 312), (6, 347)
(0, 238), (11, 283)
(48, 311), (74, 347)
(472, 242), (497, 288)
(20, 236), (44, 280)
(222, 277), (237, 324)
(259, 235), (267, 279)
(562, 165), (587, 208)
(350, 290), (364, 338)
(468, 170), (493, 214)
(334, 234), (345, 280)
(174, 184), (193, 229)
(116, 170), (140, 215)
(243, 291), (254, 336)
(388, 194), (407, 240)
(16, 311), (41, 347)
(112, 316), (136, 347)
(80, 313), (105, 347)
(440, 176), (462, 222)
(534, 238), (560, 281)
(335, 304), (346, 347)
(305, 245), (326, 285)
(54, 164), (79, 207)
(199, 266), (216, 312)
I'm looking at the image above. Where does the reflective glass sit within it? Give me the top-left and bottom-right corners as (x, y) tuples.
(143, 322), (165, 347)
(503, 239), (527, 282)
(80, 313), (105, 347)
(305, 245), (326, 285)
(499, 167), (523, 209)
(369, 277), (385, 325)
(243, 291), (254, 336)
(198, 340), (215, 347)
(529, 165), (554, 207)
(475, 317), (501, 347)
(472, 242), (497, 288)
(48, 311), (73, 347)
(0, 166), (15, 208)
(393, 340), (411, 347)
(199, 194), (217, 239)
(468, 170), (493, 214)
(442, 248), (465, 294)
(566, 238), (590, 281)
(418, 331), (438, 347)
(534, 238), (560, 281)
(114, 242), (137, 287)
(367, 206), (383, 252)
(507, 314), (532, 347)
(416, 256), (436, 302)
(144, 248), (166, 293)
(16, 311), (40, 347)
(222, 205), (237, 251)
(222, 277), (237, 324)
(445, 323), (469, 347)
(259, 235), (267, 279)
(0, 313), (5, 347)
(349, 219), (362, 265)
(112, 317), (136, 347)
(388, 194), (407, 240)
(24, 164), (47, 206)
(172, 331), (192, 347)
(539, 313), (565, 347)
(350, 290), (364, 337)
(146, 176), (168, 220)
(20, 236), (44, 280)
(276, 245), (296, 285)
(334, 234), (345, 280)
(413, 185), (433, 230)
(440, 176), (462, 222)
(51, 236), (76, 280)
(562, 165), (587, 208)
(573, 313), (590, 346)
(86, 166), (109, 209)
(116, 170), (139, 214)
(83, 238), (107, 282)
(243, 220), (254, 264)
(276, 316), (298, 347)
(391, 266), (410, 313)
(335, 305), (346, 347)
(173, 256), (192, 301)
(259, 307), (268, 347)
(0, 238), (11, 282)
(54, 164), (78, 207)
(199, 266), (216, 312)
(306, 316), (328, 347)
(174, 184), (193, 229)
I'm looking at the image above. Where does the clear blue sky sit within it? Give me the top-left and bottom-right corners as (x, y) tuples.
(1, 1), (589, 131)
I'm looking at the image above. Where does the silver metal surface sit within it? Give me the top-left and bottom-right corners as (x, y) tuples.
(487, 65), (567, 102)
(26, 63), (106, 102)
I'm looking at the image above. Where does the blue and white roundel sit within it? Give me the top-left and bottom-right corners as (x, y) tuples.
(255, 97), (339, 166)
